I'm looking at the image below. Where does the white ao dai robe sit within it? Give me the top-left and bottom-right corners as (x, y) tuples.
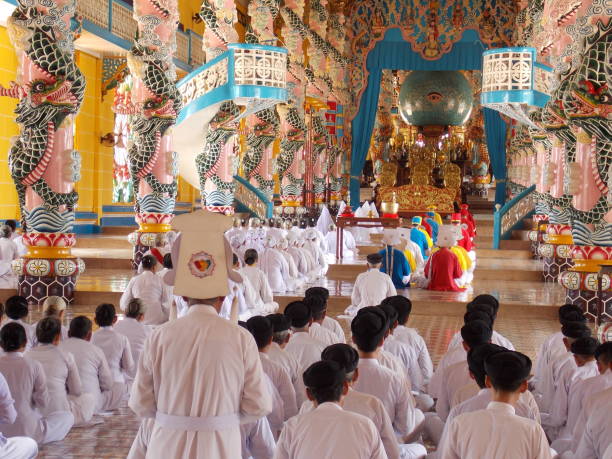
(347, 269), (397, 316)
(259, 249), (292, 293)
(91, 326), (134, 384)
(440, 402), (551, 459)
(0, 352), (73, 443)
(393, 325), (433, 387)
(239, 265), (279, 314)
(120, 271), (171, 325)
(0, 372), (39, 459)
(25, 344), (95, 425)
(60, 338), (124, 412)
(128, 305), (272, 459)
(0, 238), (17, 289)
(274, 402), (386, 459)
(113, 317), (152, 380)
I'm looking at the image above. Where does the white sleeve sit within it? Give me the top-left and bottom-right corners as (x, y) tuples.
(120, 278), (135, 311)
(387, 276), (397, 297)
(351, 275), (362, 307)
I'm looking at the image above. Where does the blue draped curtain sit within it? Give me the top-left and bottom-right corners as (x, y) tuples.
(483, 108), (508, 205)
(350, 28), (494, 207)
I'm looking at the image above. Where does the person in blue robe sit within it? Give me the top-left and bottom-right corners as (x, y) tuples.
(425, 212), (440, 243)
(410, 217), (429, 260)
(378, 229), (411, 290)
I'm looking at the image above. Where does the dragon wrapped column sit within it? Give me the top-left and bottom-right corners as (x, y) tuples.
(0, 0), (86, 304)
(124, 0), (182, 269)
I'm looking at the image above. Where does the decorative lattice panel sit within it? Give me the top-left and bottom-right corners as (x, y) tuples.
(233, 48), (286, 89)
(111, 1), (137, 42)
(77, 0), (109, 29)
(175, 32), (189, 64)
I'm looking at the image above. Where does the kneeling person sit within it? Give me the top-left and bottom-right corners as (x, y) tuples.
(275, 360), (386, 459)
(60, 316), (124, 413)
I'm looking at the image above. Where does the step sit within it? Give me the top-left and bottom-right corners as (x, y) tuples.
(101, 226), (136, 235)
(474, 268), (541, 282)
(511, 229), (532, 241)
(478, 248), (532, 259)
(80, 257), (133, 270)
(500, 240), (531, 250)
(75, 236), (132, 249)
(327, 263), (367, 281)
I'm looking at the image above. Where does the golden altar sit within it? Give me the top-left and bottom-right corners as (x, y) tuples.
(377, 184), (457, 213)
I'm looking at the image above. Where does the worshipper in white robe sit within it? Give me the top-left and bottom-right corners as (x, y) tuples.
(266, 314), (300, 385)
(260, 232), (294, 294)
(304, 295), (339, 347)
(302, 228), (328, 278)
(325, 223), (356, 259)
(4, 220), (26, 258)
(550, 341), (612, 456)
(246, 317), (298, 429)
(316, 205), (334, 238)
(220, 255), (253, 321)
(0, 370), (38, 459)
(91, 303), (134, 385)
(120, 254), (171, 325)
(25, 318), (95, 426)
(113, 298), (152, 383)
(304, 287), (345, 344)
(239, 249), (279, 314)
(428, 309), (495, 399)
(439, 351), (552, 459)
(434, 319), (493, 422)
(156, 253), (175, 312)
(345, 253), (396, 317)
(532, 305), (586, 410)
(427, 344), (539, 454)
(0, 225), (18, 289)
(283, 301), (326, 406)
(351, 308), (422, 441)
(559, 342), (612, 457)
(0, 322), (74, 444)
(229, 232), (248, 267)
(60, 316), (124, 413)
(302, 343), (427, 459)
(1, 297), (35, 351)
(347, 203), (369, 243)
(286, 232), (319, 282)
(542, 335), (600, 442)
(241, 415), (276, 459)
(444, 297), (514, 351)
(276, 237), (305, 289)
(567, 385), (612, 459)
(382, 296), (433, 389)
(274, 360), (387, 459)
(127, 210), (272, 459)
(31, 296), (69, 345)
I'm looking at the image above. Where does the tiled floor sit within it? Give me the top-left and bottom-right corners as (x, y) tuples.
(33, 302), (561, 458)
(22, 228), (567, 457)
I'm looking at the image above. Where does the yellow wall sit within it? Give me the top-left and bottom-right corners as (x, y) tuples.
(0, 26), (20, 220)
(74, 52), (115, 217)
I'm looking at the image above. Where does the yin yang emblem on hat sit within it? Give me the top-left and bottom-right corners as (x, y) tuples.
(188, 251), (216, 278)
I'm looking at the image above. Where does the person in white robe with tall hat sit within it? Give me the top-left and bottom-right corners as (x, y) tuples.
(120, 255), (171, 325)
(283, 302), (326, 407)
(439, 350), (552, 459)
(259, 231), (294, 294)
(274, 360), (387, 459)
(26, 318), (96, 426)
(302, 228), (328, 279)
(0, 225), (18, 289)
(113, 299), (152, 384)
(0, 322), (74, 444)
(300, 344), (428, 459)
(345, 253), (396, 317)
(0, 369), (39, 459)
(239, 249), (279, 314)
(91, 304), (134, 387)
(350, 308), (423, 441)
(276, 237), (305, 289)
(60, 316), (124, 414)
(286, 232), (318, 282)
(325, 223), (357, 259)
(127, 210), (272, 459)
(397, 228), (425, 275)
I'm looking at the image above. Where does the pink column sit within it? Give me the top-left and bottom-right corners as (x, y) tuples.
(0, 0), (85, 304)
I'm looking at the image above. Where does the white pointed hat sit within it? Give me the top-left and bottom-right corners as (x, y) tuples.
(164, 210), (242, 298)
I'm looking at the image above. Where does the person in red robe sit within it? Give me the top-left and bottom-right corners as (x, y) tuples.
(420, 216), (433, 238)
(460, 204), (476, 236)
(424, 225), (465, 292)
(451, 213), (474, 251)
